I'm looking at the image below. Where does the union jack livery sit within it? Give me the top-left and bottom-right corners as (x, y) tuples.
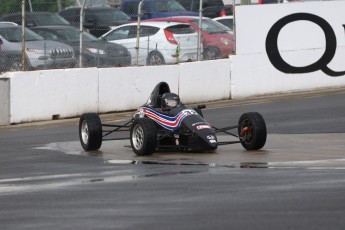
(79, 82), (267, 156)
(139, 108), (198, 131)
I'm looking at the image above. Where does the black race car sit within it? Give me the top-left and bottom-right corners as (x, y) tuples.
(79, 82), (267, 156)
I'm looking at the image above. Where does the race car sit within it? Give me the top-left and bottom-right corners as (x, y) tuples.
(79, 82), (267, 156)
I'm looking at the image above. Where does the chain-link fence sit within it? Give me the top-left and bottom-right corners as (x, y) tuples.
(0, 0), (236, 73)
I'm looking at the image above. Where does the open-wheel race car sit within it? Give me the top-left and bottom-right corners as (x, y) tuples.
(79, 82), (267, 156)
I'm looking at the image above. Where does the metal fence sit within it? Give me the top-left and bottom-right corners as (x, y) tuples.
(0, 0), (236, 73)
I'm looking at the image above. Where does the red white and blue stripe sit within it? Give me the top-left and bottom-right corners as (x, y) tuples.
(142, 108), (187, 131)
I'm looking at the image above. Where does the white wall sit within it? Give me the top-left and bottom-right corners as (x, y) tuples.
(5, 68), (99, 124)
(232, 1), (345, 98)
(98, 65), (180, 113)
(235, 1), (345, 55)
(0, 60), (232, 125)
(0, 78), (10, 125)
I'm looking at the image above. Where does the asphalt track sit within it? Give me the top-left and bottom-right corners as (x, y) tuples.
(1, 87), (345, 230)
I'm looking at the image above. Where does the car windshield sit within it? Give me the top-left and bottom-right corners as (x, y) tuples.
(0, 27), (44, 42)
(57, 29), (98, 42)
(91, 9), (131, 23)
(190, 18), (230, 34)
(151, 0), (186, 12)
(32, 13), (70, 26)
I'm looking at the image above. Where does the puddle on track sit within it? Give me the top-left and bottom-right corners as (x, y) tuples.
(33, 137), (345, 170)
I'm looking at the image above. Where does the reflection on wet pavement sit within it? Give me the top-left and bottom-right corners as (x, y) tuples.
(34, 133), (345, 169)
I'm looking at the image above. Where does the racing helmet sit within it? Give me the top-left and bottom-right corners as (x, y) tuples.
(161, 93), (181, 109)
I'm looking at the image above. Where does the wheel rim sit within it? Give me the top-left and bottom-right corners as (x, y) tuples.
(81, 120), (89, 144)
(240, 119), (253, 143)
(132, 124), (144, 150)
(206, 51), (216, 59)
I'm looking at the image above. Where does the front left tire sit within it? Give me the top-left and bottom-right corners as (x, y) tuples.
(238, 112), (267, 150)
(130, 118), (157, 156)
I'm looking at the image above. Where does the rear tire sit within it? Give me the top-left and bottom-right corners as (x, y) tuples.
(238, 112), (267, 150)
(130, 118), (157, 156)
(204, 47), (221, 60)
(147, 51), (165, 65)
(79, 113), (102, 151)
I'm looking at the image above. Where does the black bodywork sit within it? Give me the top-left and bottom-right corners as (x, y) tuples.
(79, 82), (267, 156)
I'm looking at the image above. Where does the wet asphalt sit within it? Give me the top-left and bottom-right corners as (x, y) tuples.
(1, 88), (345, 230)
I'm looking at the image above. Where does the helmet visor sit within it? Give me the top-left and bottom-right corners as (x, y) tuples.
(165, 98), (179, 107)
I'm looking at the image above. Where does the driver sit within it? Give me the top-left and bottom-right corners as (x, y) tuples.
(161, 93), (181, 110)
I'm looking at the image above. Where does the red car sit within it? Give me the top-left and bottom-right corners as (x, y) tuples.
(144, 16), (234, 59)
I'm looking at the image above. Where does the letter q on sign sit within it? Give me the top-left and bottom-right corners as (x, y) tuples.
(266, 13), (345, 77)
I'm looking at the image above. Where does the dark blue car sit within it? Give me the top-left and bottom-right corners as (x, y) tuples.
(120, 0), (198, 20)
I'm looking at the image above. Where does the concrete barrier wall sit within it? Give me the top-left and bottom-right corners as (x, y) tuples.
(0, 60), (231, 125)
(98, 65), (180, 113)
(231, 1), (345, 98)
(2, 68), (99, 124)
(0, 78), (10, 125)
(229, 49), (345, 98)
(179, 59), (231, 104)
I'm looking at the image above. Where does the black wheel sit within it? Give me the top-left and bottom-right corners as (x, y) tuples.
(204, 47), (221, 60)
(238, 112), (267, 150)
(130, 118), (157, 156)
(146, 51), (165, 65)
(79, 113), (102, 151)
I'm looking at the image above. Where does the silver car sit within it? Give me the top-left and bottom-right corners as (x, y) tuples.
(0, 22), (76, 71)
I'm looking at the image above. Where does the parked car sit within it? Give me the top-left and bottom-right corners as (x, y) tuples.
(59, 5), (131, 37)
(120, 0), (198, 20)
(0, 12), (71, 28)
(175, 0), (233, 18)
(0, 22), (76, 70)
(100, 21), (199, 65)
(31, 25), (131, 67)
(146, 16), (234, 59)
(1, 37), (30, 72)
(213, 15), (233, 31)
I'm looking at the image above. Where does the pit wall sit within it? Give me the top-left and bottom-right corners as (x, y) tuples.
(1, 1), (345, 125)
(0, 60), (231, 125)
